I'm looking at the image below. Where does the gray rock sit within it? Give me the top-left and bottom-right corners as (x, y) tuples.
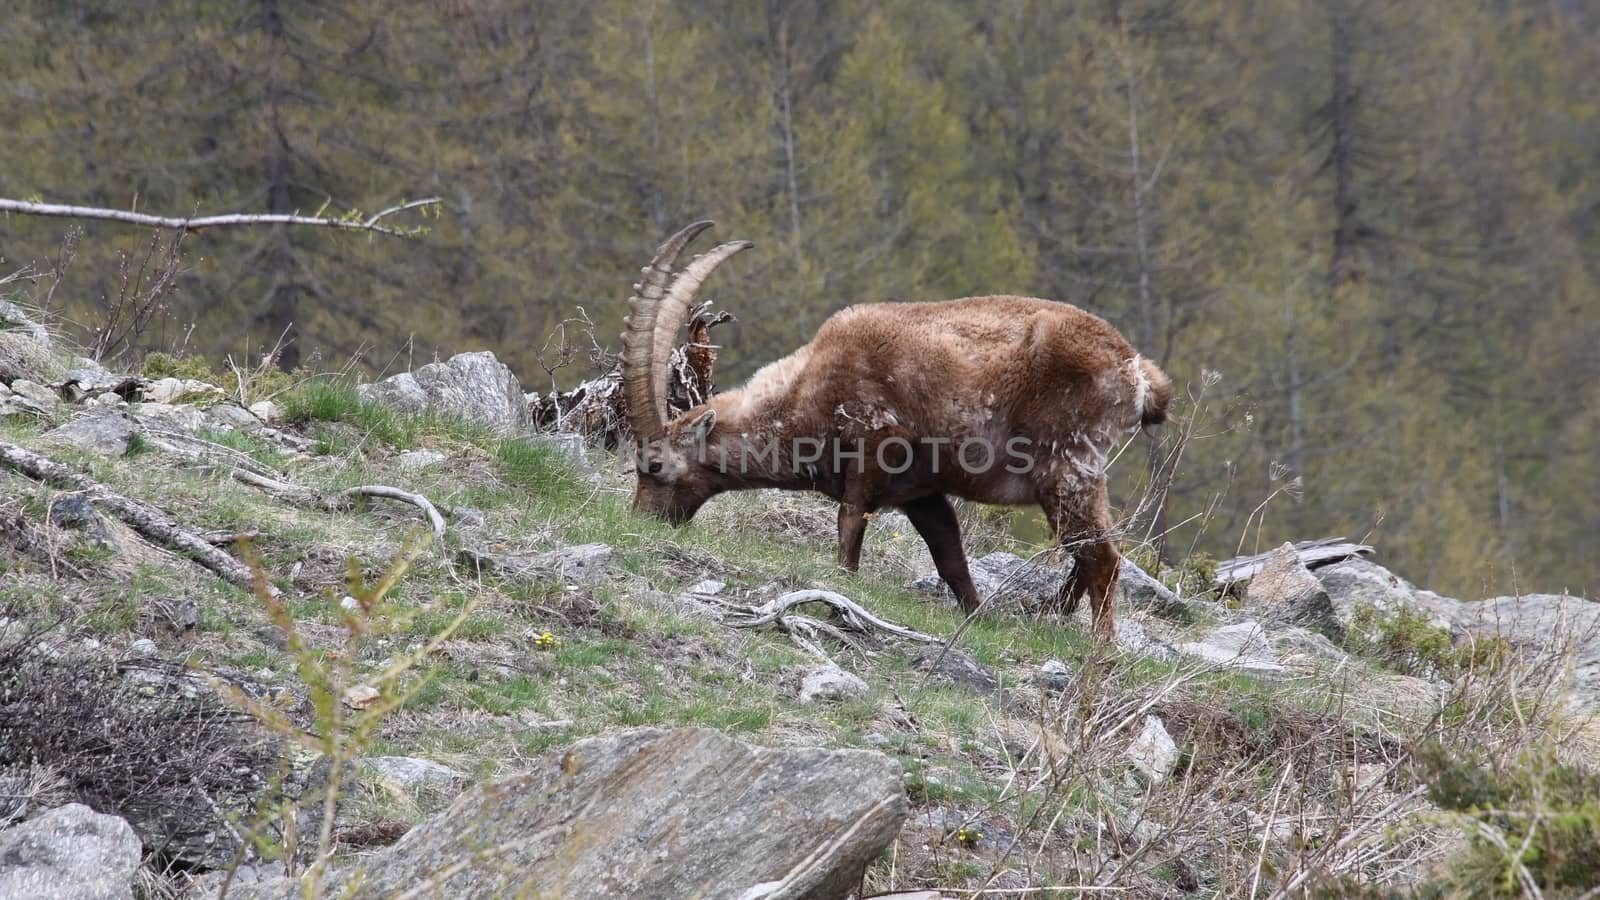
(126, 638), (159, 659)
(457, 543), (614, 585)
(361, 756), (468, 790)
(1456, 593), (1600, 714)
(225, 728), (908, 900)
(909, 552), (1194, 619)
(799, 665), (869, 704)
(0, 386), (52, 418)
(396, 449), (448, 470)
(247, 400), (282, 423)
(1267, 626), (1355, 671)
(0, 299), (52, 347)
(39, 412), (135, 457)
(47, 495), (116, 551)
(206, 403), (262, 433)
(1125, 715), (1180, 782)
(0, 803), (141, 900)
(1247, 543), (1345, 642)
(84, 393), (127, 410)
(912, 647), (1002, 699)
(143, 377), (223, 405)
(9, 379), (60, 409)
(0, 331), (57, 385)
(1174, 622), (1288, 678)
(133, 402), (209, 432)
(1114, 618), (1179, 662)
(1037, 658), (1073, 691)
(539, 431), (590, 468)
(687, 579), (726, 597)
(360, 351), (529, 433)
(909, 551), (1060, 607)
(1318, 559), (1459, 635)
(1117, 558), (1199, 620)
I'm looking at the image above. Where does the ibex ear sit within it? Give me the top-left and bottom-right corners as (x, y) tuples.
(685, 408), (717, 442)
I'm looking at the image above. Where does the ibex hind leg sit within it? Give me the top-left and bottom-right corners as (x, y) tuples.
(1038, 479), (1120, 638)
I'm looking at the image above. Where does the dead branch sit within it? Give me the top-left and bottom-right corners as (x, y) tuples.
(0, 438), (267, 594)
(230, 470), (445, 542)
(720, 589), (945, 644)
(346, 485), (446, 542)
(0, 197), (440, 237)
(1213, 537), (1374, 588)
(525, 301), (734, 448)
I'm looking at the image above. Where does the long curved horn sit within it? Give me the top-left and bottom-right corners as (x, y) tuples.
(642, 240), (753, 428)
(622, 221), (715, 438)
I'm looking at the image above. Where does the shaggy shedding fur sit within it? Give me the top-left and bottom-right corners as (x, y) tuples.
(626, 228), (1171, 637)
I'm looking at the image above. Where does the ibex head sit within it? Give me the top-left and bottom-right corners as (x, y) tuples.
(620, 221), (750, 524)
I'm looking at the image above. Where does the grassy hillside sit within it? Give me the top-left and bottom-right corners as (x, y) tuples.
(1, 367), (1598, 897)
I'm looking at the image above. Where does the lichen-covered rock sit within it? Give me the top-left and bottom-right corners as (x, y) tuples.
(39, 412), (135, 458)
(142, 377), (225, 405)
(360, 756), (467, 790)
(0, 331), (57, 385)
(1126, 715), (1179, 782)
(360, 351), (529, 433)
(0, 803), (141, 900)
(0, 300), (52, 347)
(8, 379), (60, 410)
(224, 728), (908, 900)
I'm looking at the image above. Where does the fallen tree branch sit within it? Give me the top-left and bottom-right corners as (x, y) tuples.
(345, 485), (446, 542)
(0, 438), (268, 594)
(0, 197), (440, 237)
(231, 470), (445, 541)
(721, 589), (945, 645)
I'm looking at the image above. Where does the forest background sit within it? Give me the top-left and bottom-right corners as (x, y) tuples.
(2, 0), (1597, 599)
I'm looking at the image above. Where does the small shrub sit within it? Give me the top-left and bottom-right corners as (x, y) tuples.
(1418, 741), (1600, 895)
(142, 350), (224, 383)
(219, 533), (476, 891)
(1345, 603), (1513, 681)
(0, 610), (284, 873)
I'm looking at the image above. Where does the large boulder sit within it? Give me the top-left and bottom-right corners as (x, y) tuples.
(909, 552), (1194, 619)
(0, 803), (142, 900)
(359, 351), (529, 433)
(1246, 543), (1344, 641)
(224, 727), (908, 900)
(1454, 593), (1600, 714)
(1316, 558), (1461, 634)
(38, 411), (136, 458)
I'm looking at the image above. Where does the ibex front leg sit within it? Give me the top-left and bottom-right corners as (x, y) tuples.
(1039, 477), (1120, 639)
(837, 502), (868, 572)
(902, 495), (982, 614)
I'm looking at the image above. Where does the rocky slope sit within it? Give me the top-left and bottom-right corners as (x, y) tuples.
(1, 326), (1597, 898)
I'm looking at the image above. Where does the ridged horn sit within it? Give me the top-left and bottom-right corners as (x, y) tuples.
(622, 221), (716, 439)
(643, 240), (753, 430)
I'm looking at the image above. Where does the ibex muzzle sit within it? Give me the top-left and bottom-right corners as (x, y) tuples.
(622, 222), (1171, 637)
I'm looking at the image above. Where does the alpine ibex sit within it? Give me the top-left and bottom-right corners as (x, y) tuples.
(622, 222), (1171, 636)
